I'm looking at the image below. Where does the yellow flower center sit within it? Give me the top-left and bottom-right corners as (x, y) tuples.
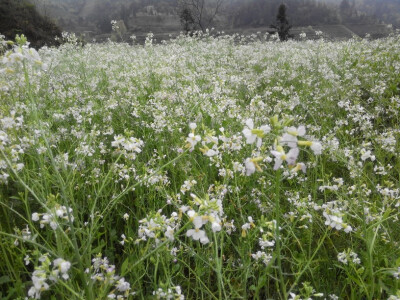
(298, 140), (312, 146)
(251, 128), (264, 138)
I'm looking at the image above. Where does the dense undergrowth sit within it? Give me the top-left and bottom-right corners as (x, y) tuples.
(0, 31), (399, 299)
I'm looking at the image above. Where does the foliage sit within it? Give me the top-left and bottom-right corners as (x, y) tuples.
(0, 0), (61, 49)
(179, 7), (196, 33)
(1, 32), (400, 299)
(271, 4), (292, 41)
(178, 0), (224, 32)
(229, 0), (340, 28)
(356, 0), (400, 28)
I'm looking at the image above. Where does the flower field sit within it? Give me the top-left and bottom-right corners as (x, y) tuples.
(0, 32), (400, 299)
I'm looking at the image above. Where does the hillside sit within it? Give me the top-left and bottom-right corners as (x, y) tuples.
(0, 0), (61, 48)
(29, 0), (398, 43)
(355, 0), (400, 27)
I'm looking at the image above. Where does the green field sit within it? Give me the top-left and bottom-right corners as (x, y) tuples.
(0, 32), (400, 299)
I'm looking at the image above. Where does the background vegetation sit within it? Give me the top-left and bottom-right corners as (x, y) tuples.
(0, 0), (61, 48)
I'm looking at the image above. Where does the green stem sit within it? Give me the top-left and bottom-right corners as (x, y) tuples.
(274, 171), (287, 300)
(288, 229), (328, 294)
(213, 232), (227, 299)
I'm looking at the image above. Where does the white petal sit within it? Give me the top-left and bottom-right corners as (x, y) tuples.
(256, 138), (262, 148)
(245, 118), (254, 129)
(245, 159), (256, 176)
(186, 229), (195, 237)
(193, 216), (203, 229)
(286, 147), (299, 165)
(271, 150), (282, 159)
(311, 142), (322, 155)
(273, 159), (283, 170)
(212, 222), (222, 232)
(297, 125), (306, 136)
(260, 125), (271, 134)
(246, 134), (257, 144)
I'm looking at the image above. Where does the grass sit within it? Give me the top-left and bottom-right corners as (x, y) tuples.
(0, 31), (400, 299)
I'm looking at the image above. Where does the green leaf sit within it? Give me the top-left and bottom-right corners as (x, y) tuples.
(121, 257), (130, 275)
(0, 276), (11, 285)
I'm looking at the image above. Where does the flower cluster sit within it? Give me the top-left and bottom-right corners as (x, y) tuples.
(32, 205), (74, 230)
(184, 192), (224, 244)
(321, 201), (352, 233)
(13, 224), (32, 246)
(289, 281), (324, 300)
(243, 117), (321, 176)
(1, 34), (46, 76)
(180, 179), (197, 194)
(0, 110), (26, 183)
(27, 254), (71, 299)
(153, 285), (185, 300)
(250, 219), (277, 266)
(111, 134), (144, 160)
(337, 249), (361, 265)
(242, 118), (270, 148)
(136, 210), (180, 244)
(89, 254), (134, 299)
(185, 123), (201, 151)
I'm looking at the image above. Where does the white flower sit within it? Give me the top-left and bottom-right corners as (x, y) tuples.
(186, 216), (209, 244)
(291, 162), (307, 174)
(111, 135), (125, 148)
(280, 133), (298, 148)
(281, 126), (306, 148)
(55, 207), (65, 217)
(242, 118), (270, 148)
(287, 125), (306, 137)
(259, 238), (275, 248)
(53, 258), (71, 280)
(360, 149), (375, 161)
(186, 133), (201, 151)
(186, 228), (208, 243)
(324, 213), (343, 230)
(192, 216), (204, 229)
(241, 223), (251, 230)
(122, 137), (143, 153)
(298, 140), (322, 155)
(120, 234), (127, 245)
(204, 148), (218, 157)
(244, 157), (263, 176)
(271, 146), (299, 170)
(29, 269), (49, 299)
(116, 277), (131, 292)
(343, 224), (352, 233)
(310, 141), (322, 155)
(187, 210), (196, 218)
(165, 226), (175, 241)
(251, 251), (272, 266)
(32, 212), (40, 221)
(211, 221), (222, 232)
(323, 211), (352, 233)
(245, 158), (256, 176)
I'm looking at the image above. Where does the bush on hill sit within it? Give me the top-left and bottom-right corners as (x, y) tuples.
(0, 0), (61, 48)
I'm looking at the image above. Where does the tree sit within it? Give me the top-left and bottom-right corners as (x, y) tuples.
(340, 0), (351, 14)
(271, 4), (292, 41)
(179, 7), (196, 33)
(178, 0), (224, 32)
